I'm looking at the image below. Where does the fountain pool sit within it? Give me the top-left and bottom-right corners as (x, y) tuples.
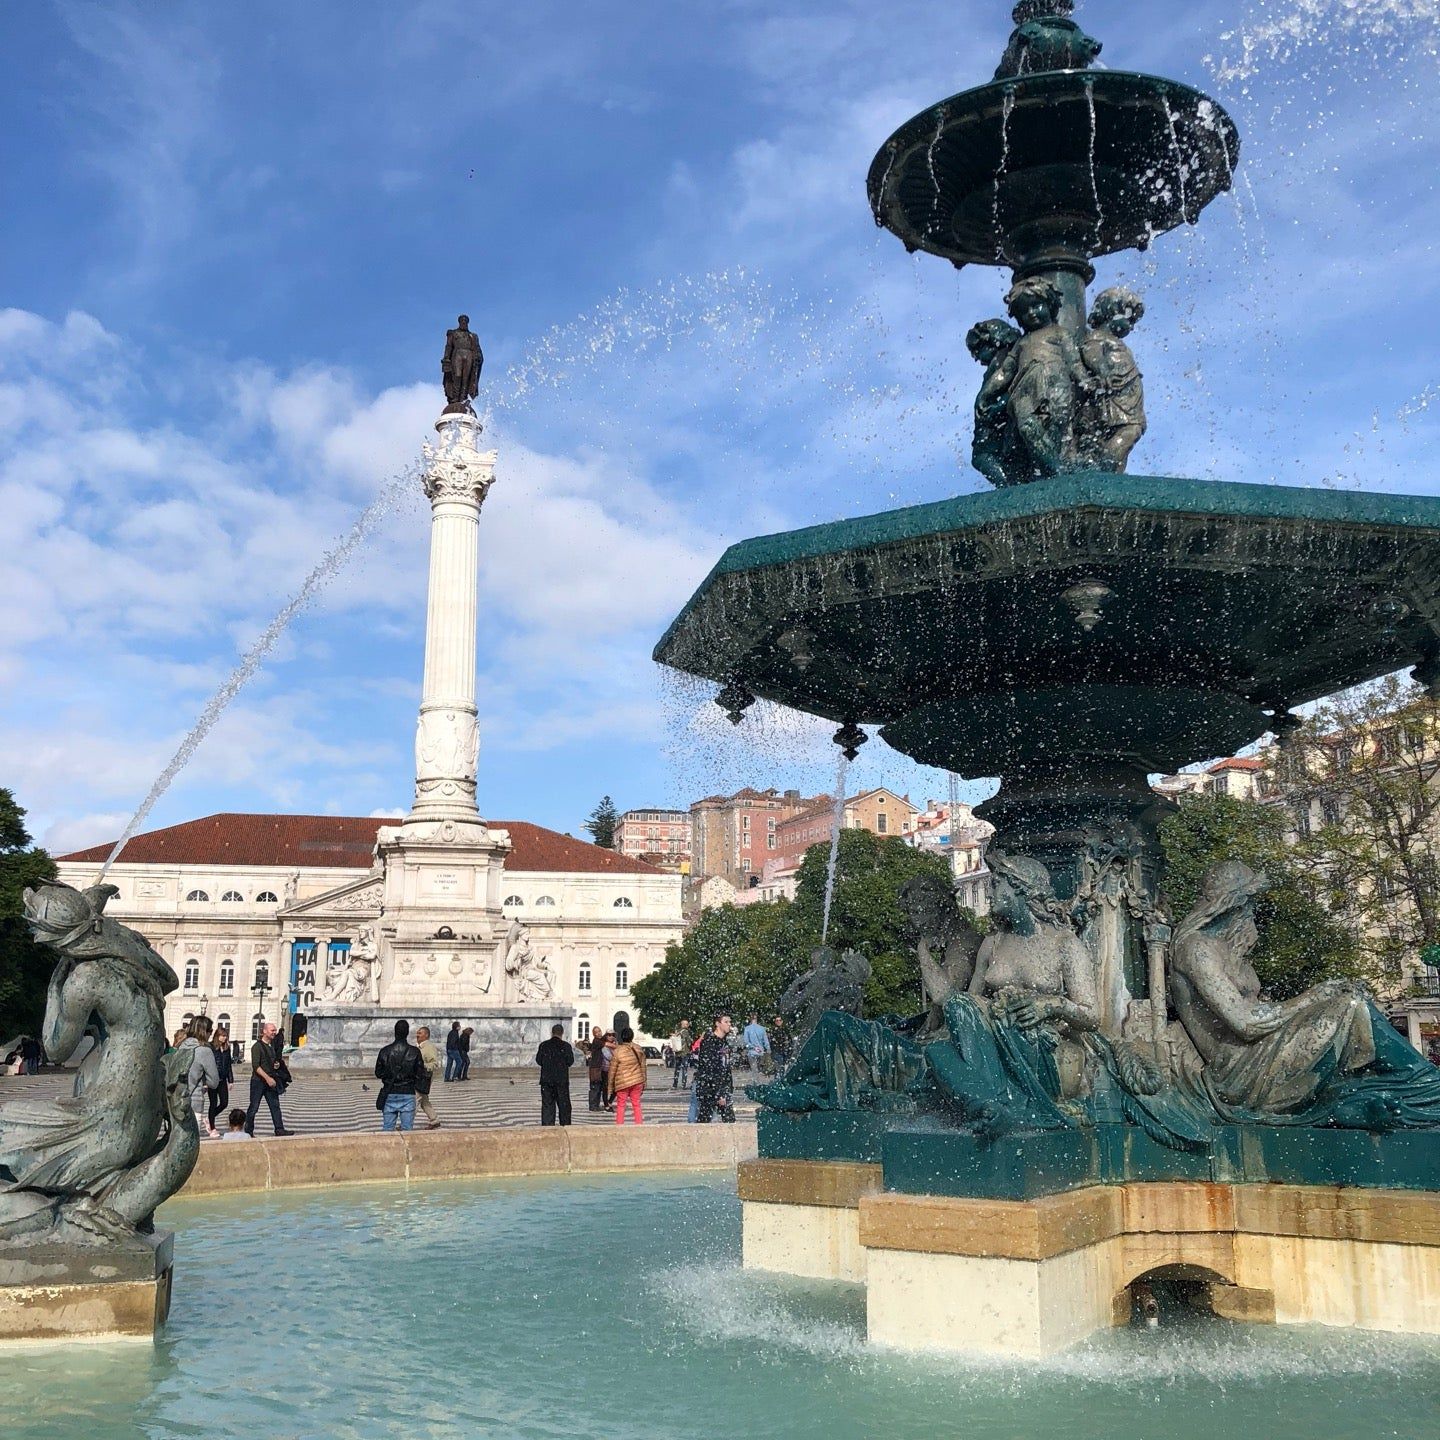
(1, 1172), (1436, 1440)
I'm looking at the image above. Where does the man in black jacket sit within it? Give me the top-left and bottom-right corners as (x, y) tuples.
(534, 1023), (576, 1126)
(374, 1020), (426, 1132)
(694, 1014), (736, 1123)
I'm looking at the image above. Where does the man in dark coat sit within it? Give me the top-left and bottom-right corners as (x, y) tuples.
(694, 1014), (736, 1124)
(374, 1020), (426, 1132)
(534, 1023), (576, 1126)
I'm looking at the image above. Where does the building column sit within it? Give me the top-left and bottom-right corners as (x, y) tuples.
(1408, 1008), (1424, 1051)
(410, 411), (497, 823)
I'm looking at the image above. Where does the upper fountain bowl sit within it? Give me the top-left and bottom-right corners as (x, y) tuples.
(867, 70), (1241, 273)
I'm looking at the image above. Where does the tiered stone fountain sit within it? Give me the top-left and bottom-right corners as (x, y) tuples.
(656, 1), (1440, 1356)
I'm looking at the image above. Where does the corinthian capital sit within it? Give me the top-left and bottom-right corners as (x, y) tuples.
(422, 412), (497, 505)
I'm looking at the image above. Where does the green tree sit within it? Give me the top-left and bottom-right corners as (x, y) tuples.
(632, 829), (955, 1034)
(1159, 792), (1365, 999)
(790, 829), (953, 1015)
(630, 901), (808, 1035)
(583, 795), (620, 849)
(0, 790), (58, 1039)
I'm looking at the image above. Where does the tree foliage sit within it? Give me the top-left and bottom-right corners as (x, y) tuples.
(631, 829), (952, 1033)
(583, 795), (620, 849)
(1159, 792), (1365, 999)
(0, 790), (58, 1039)
(1273, 676), (1440, 981)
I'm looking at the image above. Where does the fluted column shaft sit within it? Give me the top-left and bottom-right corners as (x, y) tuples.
(409, 411), (497, 822)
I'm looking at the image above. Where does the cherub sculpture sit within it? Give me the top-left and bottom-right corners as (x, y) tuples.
(977, 277), (1082, 481)
(1076, 286), (1146, 471)
(966, 318), (1024, 487)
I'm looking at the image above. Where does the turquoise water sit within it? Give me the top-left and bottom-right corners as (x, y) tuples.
(0, 1172), (1437, 1440)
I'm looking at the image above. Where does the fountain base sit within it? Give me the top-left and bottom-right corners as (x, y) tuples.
(0, 1230), (173, 1345)
(740, 1161), (1440, 1357)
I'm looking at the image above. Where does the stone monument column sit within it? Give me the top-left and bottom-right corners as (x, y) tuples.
(410, 411), (496, 822)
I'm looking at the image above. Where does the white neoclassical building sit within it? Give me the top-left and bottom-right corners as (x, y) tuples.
(56, 812), (682, 1056)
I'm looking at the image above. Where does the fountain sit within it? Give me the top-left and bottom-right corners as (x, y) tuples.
(656, 0), (1440, 1356)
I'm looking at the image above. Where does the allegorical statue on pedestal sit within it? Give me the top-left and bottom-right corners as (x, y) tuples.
(441, 314), (484, 414)
(0, 882), (199, 1244)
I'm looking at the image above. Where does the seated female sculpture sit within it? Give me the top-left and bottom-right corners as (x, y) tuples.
(757, 855), (1207, 1148)
(1172, 861), (1440, 1128)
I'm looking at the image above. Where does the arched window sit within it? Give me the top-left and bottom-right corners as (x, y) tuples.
(183, 962), (200, 992)
(534, 895), (556, 908)
(185, 889), (209, 903)
(256, 891), (278, 904)
(613, 896), (634, 909)
(250, 1013), (265, 1041)
(578, 964), (592, 994)
(254, 961), (270, 991)
(615, 962), (629, 993)
(218, 962), (235, 992)
(216, 1012), (231, 1037)
(181, 1012), (194, 1028)
(502, 895), (524, 908)
(221, 890), (243, 903)
(577, 1014), (591, 1042)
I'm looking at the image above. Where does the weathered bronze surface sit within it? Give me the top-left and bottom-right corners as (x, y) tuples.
(0, 882), (199, 1247)
(441, 315), (484, 413)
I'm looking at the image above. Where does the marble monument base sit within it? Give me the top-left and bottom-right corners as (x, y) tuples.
(291, 1005), (575, 1070)
(739, 1162), (1440, 1357)
(0, 1229), (174, 1344)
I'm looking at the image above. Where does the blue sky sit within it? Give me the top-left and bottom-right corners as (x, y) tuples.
(4, 0), (1440, 852)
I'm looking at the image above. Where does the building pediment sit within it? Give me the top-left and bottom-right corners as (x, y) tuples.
(284, 871), (384, 919)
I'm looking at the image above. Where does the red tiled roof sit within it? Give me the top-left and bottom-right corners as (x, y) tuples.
(58, 813), (665, 876)
(1208, 758), (1264, 773)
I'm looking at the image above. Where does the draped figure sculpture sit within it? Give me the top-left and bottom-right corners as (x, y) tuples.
(0, 882), (199, 1245)
(756, 854), (1206, 1147)
(1171, 861), (1440, 1128)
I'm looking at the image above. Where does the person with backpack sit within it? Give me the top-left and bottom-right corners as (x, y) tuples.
(605, 1027), (648, 1125)
(180, 1016), (221, 1136)
(374, 1020), (426, 1132)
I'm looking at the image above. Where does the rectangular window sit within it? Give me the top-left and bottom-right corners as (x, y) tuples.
(767, 834), (776, 849)
(877, 813), (888, 834)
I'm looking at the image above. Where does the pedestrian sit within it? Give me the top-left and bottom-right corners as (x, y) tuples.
(535, 1023), (575, 1126)
(671, 1021), (693, 1089)
(694, 1014), (736, 1123)
(374, 1020), (426, 1133)
(606, 1026), (647, 1125)
(179, 1016), (221, 1137)
(601, 1031), (616, 1110)
(413, 1026), (443, 1129)
(742, 1013), (771, 1073)
(457, 1026), (473, 1080)
(771, 1015), (791, 1070)
(209, 1025), (234, 1136)
(220, 1107), (252, 1140)
(244, 1022), (294, 1137)
(19, 1035), (42, 1076)
(586, 1034), (606, 1112)
(444, 1021), (461, 1082)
